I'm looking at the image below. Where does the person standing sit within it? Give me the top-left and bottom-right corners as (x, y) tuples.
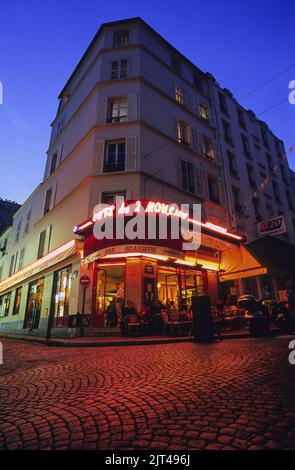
(115, 282), (124, 325)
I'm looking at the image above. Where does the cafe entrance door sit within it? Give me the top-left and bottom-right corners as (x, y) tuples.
(94, 263), (125, 327)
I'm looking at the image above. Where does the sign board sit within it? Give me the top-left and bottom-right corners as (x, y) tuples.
(257, 215), (287, 237)
(84, 244), (184, 264)
(80, 275), (90, 287)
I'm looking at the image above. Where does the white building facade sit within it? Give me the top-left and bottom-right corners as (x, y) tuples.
(0, 18), (293, 337)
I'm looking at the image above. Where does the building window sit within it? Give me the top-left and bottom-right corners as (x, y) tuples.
(52, 266), (72, 327)
(247, 164), (256, 187)
(207, 176), (220, 204)
(111, 59), (128, 80)
(50, 153), (58, 175)
(232, 187), (242, 212)
(108, 97), (127, 123)
(37, 230), (47, 259)
(253, 198), (262, 221)
(275, 139), (283, 158)
(23, 278), (44, 329)
(237, 107), (246, 128)
(0, 292), (11, 317)
(181, 161), (195, 193)
(241, 134), (251, 158)
(13, 287), (22, 315)
(9, 254), (15, 276)
(266, 153), (274, 171)
(202, 135), (215, 159)
(272, 180), (281, 203)
(261, 127), (269, 148)
(175, 85), (184, 105)
(286, 189), (293, 210)
(24, 209), (32, 234)
(218, 92), (228, 114)
(199, 103), (209, 120)
(15, 219), (22, 243)
(193, 73), (203, 92)
(18, 247), (25, 271)
(101, 192), (126, 204)
(113, 29), (129, 47)
(177, 120), (190, 146)
(43, 188), (52, 215)
(265, 202), (274, 217)
(171, 56), (181, 75)
(227, 150), (238, 176)
(103, 141), (125, 173)
(222, 120), (233, 144)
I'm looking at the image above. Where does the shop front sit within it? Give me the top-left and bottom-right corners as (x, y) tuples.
(75, 199), (244, 333)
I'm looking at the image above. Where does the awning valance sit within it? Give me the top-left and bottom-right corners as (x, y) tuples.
(219, 245), (267, 282)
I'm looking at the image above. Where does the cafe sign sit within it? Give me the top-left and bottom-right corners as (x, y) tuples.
(257, 215), (287, 237)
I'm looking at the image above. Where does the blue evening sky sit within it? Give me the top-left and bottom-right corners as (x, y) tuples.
(0, 0), (294, 203)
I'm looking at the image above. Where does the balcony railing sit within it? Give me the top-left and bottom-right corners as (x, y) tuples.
(103, 161), (125, 173)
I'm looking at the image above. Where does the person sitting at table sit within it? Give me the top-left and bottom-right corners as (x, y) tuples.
(121, 300), (138, 337)
(222, 297), (232, 318)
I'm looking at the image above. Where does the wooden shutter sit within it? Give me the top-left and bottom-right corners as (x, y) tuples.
(127, 93), (138, 121)
(97, 96), (107, 125)
(171, 115), (178, 140)
(190, 127), (198, 152)
(218, 177), (227, 207)
(214, 140), (221, 164)
(187, 162), (196, 193)
(197, 131), (204, 155)
(126, 137), (137, 170)
(209, 107), (217, 128)
(93, 139), (105, 173)
(193, 96), (199, 116)
(195, 167), (203, 197)
(200, 169), (209, 200)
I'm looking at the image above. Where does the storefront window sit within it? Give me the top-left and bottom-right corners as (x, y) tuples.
(12, 287), (22, 315)
(0, 292), (11, 317)
(23, 278), (44, 329)
(242, 277), (258, 298)
(52, 266), (72, 326)
(157, 266), (206, 308)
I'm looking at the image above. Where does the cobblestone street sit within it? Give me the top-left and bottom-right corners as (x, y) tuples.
(0, 337), (295, 450)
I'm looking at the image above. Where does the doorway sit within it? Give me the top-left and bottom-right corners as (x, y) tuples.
(95, 264), (125, 327)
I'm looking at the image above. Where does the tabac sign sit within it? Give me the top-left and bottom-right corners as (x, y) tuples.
(257, 215), (287, 237)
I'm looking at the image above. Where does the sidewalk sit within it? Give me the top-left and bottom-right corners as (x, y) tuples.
(0, 330), (252, 347)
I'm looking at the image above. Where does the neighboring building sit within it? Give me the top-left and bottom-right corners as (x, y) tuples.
(208, 79), (295, 299)
(0, 198), (20, 234)
(0, 18), (294, 336)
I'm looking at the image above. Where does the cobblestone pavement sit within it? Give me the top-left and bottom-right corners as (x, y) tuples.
(0, 337), (295, 450)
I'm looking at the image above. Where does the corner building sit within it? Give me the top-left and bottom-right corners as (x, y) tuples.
(0, 18), (293, 337)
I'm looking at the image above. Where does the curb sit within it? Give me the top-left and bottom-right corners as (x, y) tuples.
(0, 332), (252, 347)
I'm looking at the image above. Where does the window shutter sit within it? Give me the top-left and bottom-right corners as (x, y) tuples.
(190, 127), (198, 152)
(209, 107), (217, 127)
(200, 169), (209, 200)
(127, 57), (132, 77)
(180, 160), (188, 190)
(44, 157), (51, 180)
(197, 131), (204, 155)
(187, 162), (196, 193)
(214, 140), (221, 164)
(127, 93), (138, 121)
(126, 137), (137, 170)
(193, 96), (199, 116)
(218, 178), (227, 207)
(97, 96), (108, 125)
(171, 115), (178, 140)
(93, 139), (105, 173)
(195, 167), (203, 197)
